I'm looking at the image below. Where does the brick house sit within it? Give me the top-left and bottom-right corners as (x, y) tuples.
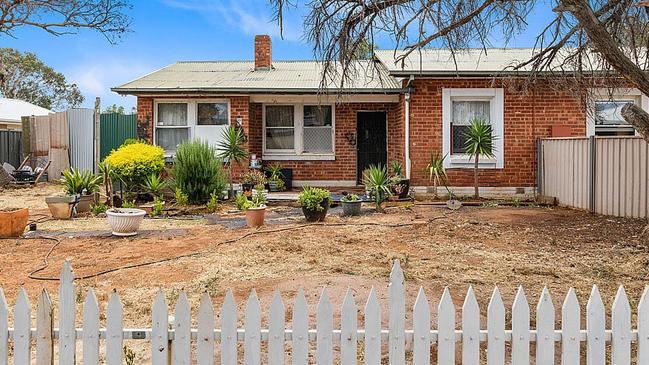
(112, 35), (649, 195)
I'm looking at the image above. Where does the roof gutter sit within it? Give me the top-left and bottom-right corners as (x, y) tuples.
(111, 87), (407, 96)
(386, 70), (615, 77)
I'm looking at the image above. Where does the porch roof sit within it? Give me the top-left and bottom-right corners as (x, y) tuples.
(112, 60), (403, 95)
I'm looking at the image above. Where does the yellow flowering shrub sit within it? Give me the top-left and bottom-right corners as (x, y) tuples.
(104, 142), (165, 190)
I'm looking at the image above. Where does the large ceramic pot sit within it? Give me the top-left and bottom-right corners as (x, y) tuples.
(302, 200), (329, 222)
(46, 195), (77, 219)
(0, 208), (29, 238)
(76, 193), (97, 213)
(106, 208), (146, 236)
(342, 201), (362, 216)
(245, 206), (266, 228)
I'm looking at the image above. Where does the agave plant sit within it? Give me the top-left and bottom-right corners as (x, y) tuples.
(362, 164), (392, 211)
(217, 126), (248, 198)
(463, 119), (497, 198)
(142, 173), (169, 199)
(426, 152), (448, 198)
(61, 168), (102, 195)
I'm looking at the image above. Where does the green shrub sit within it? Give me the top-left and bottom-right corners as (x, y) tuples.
(174, 187), (189, 206)
(61, 168), (102, 195)
(235, 193), (248, 210)
(90, 202), (107, 215)
(121, 200), (137, 209)
(104, 141), (165, 192)
(173, 140), (228, 204)
(206, 191), (220, 213)
(152, 196), (164, 216)
(341, 193), (360, 202)
(298, 187), (331, 212)
(142, 173), (169, 198)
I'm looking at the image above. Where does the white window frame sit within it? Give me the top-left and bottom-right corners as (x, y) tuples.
(442, 88), (504, 169)
(153, 98), (231, 155)
(587, 88), (649, 137)
(262, 103), (336, 161)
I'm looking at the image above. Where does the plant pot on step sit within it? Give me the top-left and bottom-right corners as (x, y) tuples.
(341, 201), (362, 216)
(76, 193), (97, 214)
(245, 206), (266, 228)
(106, 208), (146, 236)
(46, 195), (77, 219)
(0, 208), (29, 238)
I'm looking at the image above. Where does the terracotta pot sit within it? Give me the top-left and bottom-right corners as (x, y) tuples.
(245, 206), (266, 228)
(46, 195), (77, 219)
(0, 208), (29, 238)
(106, 208), (146, 236)
(76, 193), (97, 213)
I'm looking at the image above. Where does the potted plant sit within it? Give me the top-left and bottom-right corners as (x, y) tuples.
(243, 190), (267, 228)
(341, 194), (362, 216)
(297, 186), (331, 222)
(0, 208), (29, 238)
(60, 168), (102, 213)
(241, 170), (266, 196)
(106, 207), (147, 236)
(363, 164), (393, 212)
(252, 183), (268, 199)
(217, 126), (249, 199)
(45, 195), (78, 219)
(390, 161), (410, 199)
(265, 164), (286, 192)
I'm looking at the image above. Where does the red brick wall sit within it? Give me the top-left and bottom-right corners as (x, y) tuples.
(407, 78), (587, 187)
(136, 97), (154, 143)
(250, 102), (402, 182)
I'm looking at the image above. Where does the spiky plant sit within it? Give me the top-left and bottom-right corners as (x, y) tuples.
(362, 164), (393, 211)
(426, 152), (448, 198)
(173, 140), (228, 204)
(142, 173), (169, 199)
(217, 126), (248, 198)
(463, 119), (497, 198)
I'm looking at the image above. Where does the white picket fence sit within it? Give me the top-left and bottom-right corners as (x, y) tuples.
(1, 261), (648, 364)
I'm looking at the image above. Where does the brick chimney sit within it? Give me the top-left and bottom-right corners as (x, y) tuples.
(254, 35), (272, 70)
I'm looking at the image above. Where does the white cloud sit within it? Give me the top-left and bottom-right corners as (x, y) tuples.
(65, 57), (155, 110)
(161, 0), (303, 41)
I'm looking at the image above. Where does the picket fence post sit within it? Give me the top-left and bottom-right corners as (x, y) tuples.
(340, 289), (357, 365)
(220, 289), (237, 365)
(36, 289), (53, 365)
(638, 287), (649, 365)
(0, 288), (7, 365)
(612, 286), (631, 365)
(152, 290), (169, 365)
(59, 261), (76, 365)
(412, 287), (430, 365)
(244, 289), (261, 365)
(13, 288), (31, 365)
(462, 287), (480, 365)
(316, 288), (333, 365)
(535, 287), (554, 365)
(196, 293), (215, 365)
(587, 285), (605, 365)
(438, 287), (455, 365)
(363, 287), (381, 365)
(268, 291), (285, 365)
(562, 288), (580, 365)
(82, 288), (99, 365)
(291, 289), (308, 365)
(388, 260), (405, 365)
(511, 287), (529, 365)
(173, 291), (191, 365)
(487, 287), (505, 365)
(106, 290), (123, 365)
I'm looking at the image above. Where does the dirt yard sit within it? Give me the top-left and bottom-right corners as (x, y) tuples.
(1, 184), (647, 361)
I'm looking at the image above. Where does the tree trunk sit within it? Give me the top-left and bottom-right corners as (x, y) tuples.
(621, 104), (649, 143)
(474, 155), (479, 199)
(228, 163), (234, 199)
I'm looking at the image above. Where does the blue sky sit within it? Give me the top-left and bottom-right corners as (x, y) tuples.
(4, 0), (555, 111)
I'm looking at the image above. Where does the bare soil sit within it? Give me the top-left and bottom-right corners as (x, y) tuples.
(0, 184), (647, 362)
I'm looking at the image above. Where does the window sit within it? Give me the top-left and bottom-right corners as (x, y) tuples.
(303, 105), (333, 153)
(594, 100), (636, 136)
(197, 102), (228, 125)
(451, 100), (490, 154)
(263, 103), (335, 159)
(154, 99), (230, 155)
(265, 105), (295, 150)
(156, 103), (189, 152)
(442, 88), (504, 169)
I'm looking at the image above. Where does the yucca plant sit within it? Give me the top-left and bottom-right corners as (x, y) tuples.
(426, 152), (448, 198)
(463, 119), (497, 198)
(173, 140), (228, 204)
(217, 126), (248, 198)
(61, 168), (102, 195)
(362, 164), (393, 211)
(142, 173), (169, 199)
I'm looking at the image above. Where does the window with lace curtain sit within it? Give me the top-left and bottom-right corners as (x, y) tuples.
(156, 103), (189, 153)
(451, 100), (491, 154)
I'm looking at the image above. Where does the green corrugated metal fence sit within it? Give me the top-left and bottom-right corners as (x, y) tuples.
(100, 113), (137, 160)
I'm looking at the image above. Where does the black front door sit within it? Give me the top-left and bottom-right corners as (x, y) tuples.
(356, 111), (387, 184)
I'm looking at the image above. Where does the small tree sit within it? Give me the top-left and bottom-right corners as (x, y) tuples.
(426, 152), (448, 199)
(463, 119), (496, 199)
(217, 126), (248, 198)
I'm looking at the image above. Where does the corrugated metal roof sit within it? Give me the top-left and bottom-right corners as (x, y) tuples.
(375, 48), (586, 75)
(0, 98), (52, 123)
(113, 60), (402, 94)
